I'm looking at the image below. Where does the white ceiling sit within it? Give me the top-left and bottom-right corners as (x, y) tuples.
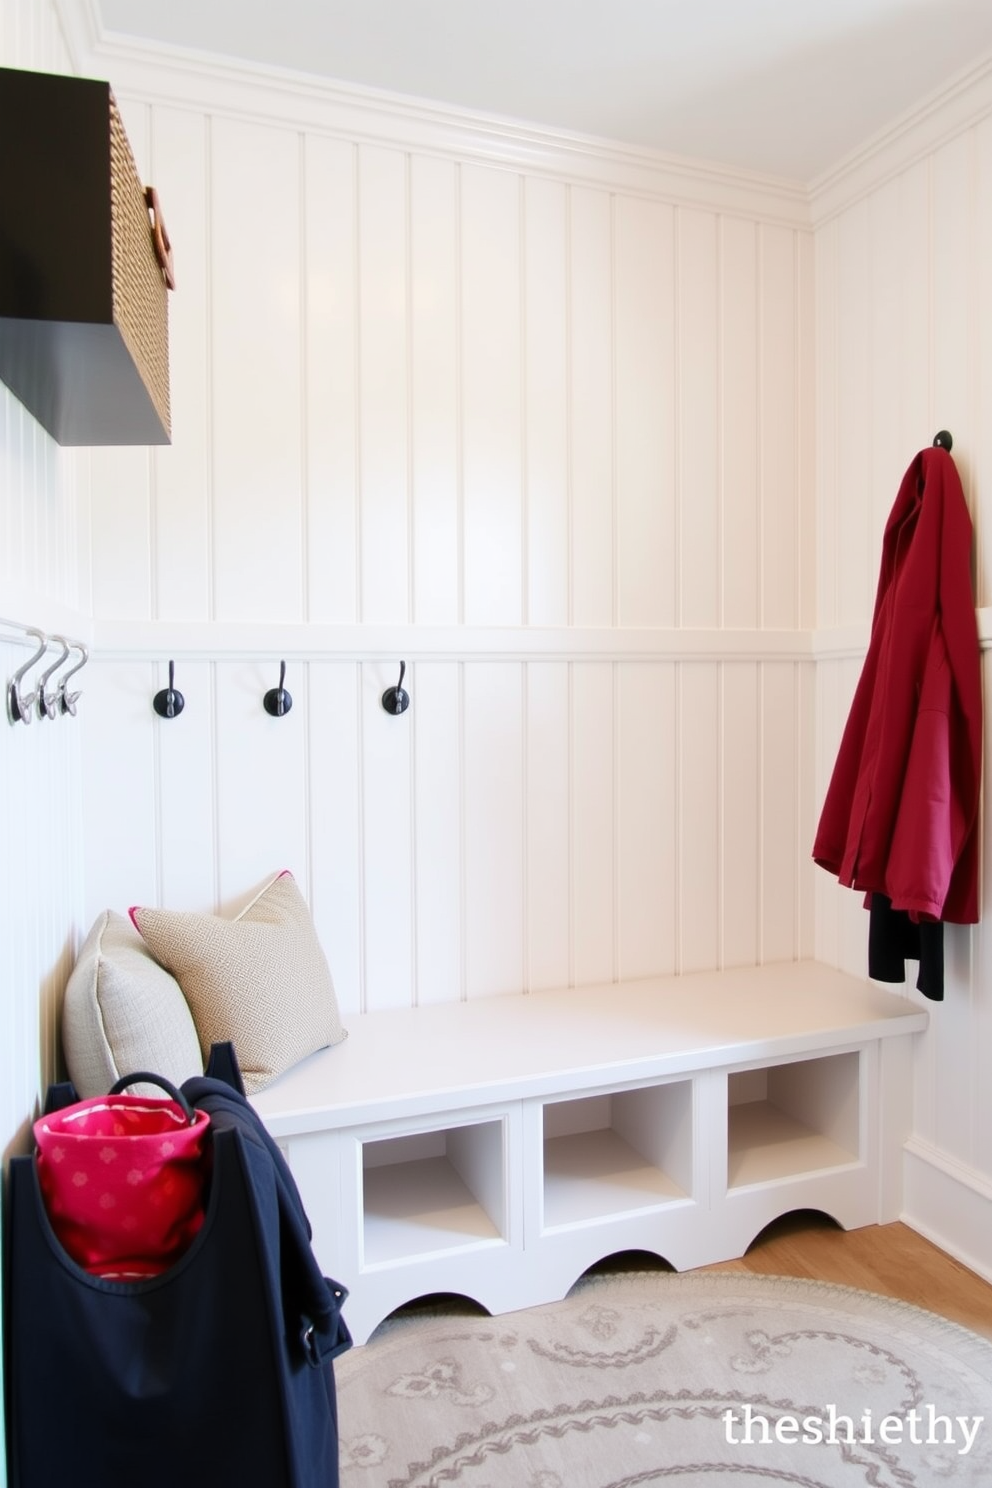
(94, 0), (992, 181)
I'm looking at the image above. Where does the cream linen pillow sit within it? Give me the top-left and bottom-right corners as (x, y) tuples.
(62, 910), (204, 1097)
(130, 870), (346, 1093)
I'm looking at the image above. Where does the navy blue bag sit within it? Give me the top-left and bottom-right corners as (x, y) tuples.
(4, 1045), (350, 1488)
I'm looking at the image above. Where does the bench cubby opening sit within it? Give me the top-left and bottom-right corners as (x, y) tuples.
(541, 1080), (693, 1229)
(360, 1118), (507, 1267)
(726, 1050), (861, 1189)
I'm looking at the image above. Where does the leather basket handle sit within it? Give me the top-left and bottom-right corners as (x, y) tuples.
(145, 185), (176, 290)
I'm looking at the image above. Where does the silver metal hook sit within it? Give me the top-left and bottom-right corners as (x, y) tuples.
(6, 628), (48, 725)
(36, 635), (70, 720)
(58, 639), (89, 716)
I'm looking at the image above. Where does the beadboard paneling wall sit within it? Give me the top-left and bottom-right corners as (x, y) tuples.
(74, 74), (817, 1014)
(812, 90), (992, 1276)
(90, 95), (816, 633)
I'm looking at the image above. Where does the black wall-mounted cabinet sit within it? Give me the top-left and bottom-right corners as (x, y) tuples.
(0, 66), (172, 446)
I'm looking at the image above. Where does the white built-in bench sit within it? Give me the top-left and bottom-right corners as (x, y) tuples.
(250, 960), (927, 1345)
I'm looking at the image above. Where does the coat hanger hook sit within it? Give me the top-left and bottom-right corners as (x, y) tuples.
(381, 660), (410, 716)
(6, 628), (48, 725)
(58, 639), (88, 716)
(263, 660), (293, 717)
(36, 635), (70, 720)
(933, 429), (953, 451)
(153, 659), (185, 719)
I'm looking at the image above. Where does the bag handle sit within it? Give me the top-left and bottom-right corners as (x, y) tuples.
(44, 1080), (82, 1115)
(108, 1072), (197, 1125)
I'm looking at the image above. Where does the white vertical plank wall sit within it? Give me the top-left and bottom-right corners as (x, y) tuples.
(812, 77), (992, 1281)
(72, 70), (817, 1025)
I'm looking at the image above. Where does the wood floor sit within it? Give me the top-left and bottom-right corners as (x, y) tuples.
(698, 1211), (992, 1342)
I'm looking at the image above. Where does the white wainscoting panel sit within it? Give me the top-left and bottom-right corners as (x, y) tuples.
(461, 166), (525, 628)
(614, 196), (677, 629)
(212, 118), (305, 623)
(616, 661), (677, 980)
(720, 661), (760, 968)
(569, 185), (615, 629)
(413, 661), (463, 1005)
(678, 210), (720, 631)
(309, 662), (363, 1011)
(358, 145), (411, 627)
(304, 134), (361, 626)
(462, 660), (526, 998)
(361, 656), (415, 1011)
(153, 659), (217, 911)
(673, 662), (716, 973)
(570, 660), (616, 985)
(525, 661), (572, 988)
(411, 155), (461, 627)
(720, 217), (760, 630)
(760, 660), (802, 965)
(523, 175), (568, 630)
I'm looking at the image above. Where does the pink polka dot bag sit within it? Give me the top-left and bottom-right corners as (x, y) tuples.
(33, 1072), (211, 1279)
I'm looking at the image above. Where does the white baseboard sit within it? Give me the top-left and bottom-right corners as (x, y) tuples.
(901, 1136), (992, 1288)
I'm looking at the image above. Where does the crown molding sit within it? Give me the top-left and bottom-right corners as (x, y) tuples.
(52, 0), (809, 227)
(809, 50), (992, 226)
(52, 7), (992, 248)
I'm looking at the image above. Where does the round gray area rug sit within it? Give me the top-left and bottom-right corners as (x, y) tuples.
(335, 1271), (992, 1486)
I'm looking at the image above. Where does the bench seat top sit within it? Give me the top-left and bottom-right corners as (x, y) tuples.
(250, 959), (927, 1136)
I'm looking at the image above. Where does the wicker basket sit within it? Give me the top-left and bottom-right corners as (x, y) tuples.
(0, 67), (174, 445)
(109, 92), (172, 442)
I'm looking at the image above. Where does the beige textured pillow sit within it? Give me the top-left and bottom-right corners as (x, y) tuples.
(62, 910), (204, 1097)
(130, 871), (347, 1093)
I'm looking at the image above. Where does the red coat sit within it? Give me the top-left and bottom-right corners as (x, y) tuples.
(813, 446), (982, 924)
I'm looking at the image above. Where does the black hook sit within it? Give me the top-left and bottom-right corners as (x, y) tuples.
(933, 430), (953, 452)
(381, 660), (410, 716)
(153, 660), (185, 719)
(263, 660), (293, 717)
